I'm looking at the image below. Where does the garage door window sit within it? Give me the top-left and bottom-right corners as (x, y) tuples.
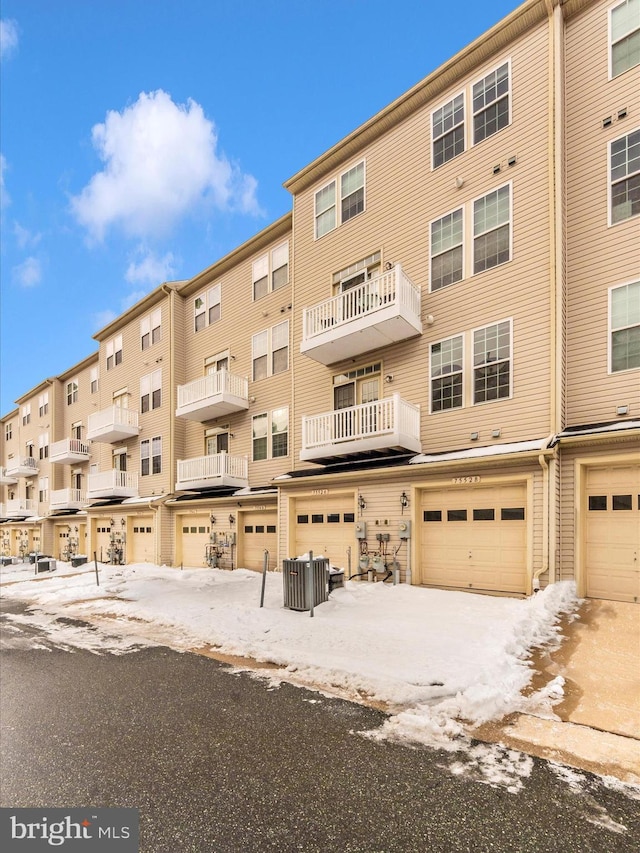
(448, 509), (467, 521)
(473, 508), (495, 520)
(613, 494), (633, 510)
(588, 495), (607, 510)
(501, 507), (525, 520)
(424, 511), (442, 521)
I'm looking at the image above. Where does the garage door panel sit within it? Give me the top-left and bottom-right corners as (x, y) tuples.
(294, 498), (354, 571)
(180, 516), (211, 568)
(242, 511), (277, 571)
(131, 518), (154, 563)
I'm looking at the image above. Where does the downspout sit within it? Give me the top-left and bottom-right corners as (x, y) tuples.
(161, 284), (176, 567)
(534, 434), (556, 592)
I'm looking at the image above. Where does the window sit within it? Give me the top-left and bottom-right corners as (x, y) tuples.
(252, 408), (289, 460)
(140, 370), (162, 413)
(205, 352), (229, 375)
(610, 0), (640, 77)
(473, 320), (512, 403)
(106, 335), (123, 370)
(432, 93), (465, 168)
(610, 281), (640, 372)
(315, 161), (365, 238)
(431, 336), (464, 412)
(252, 242), (289, 300)
(141, 308), (161, 350)
(5, 422), (12, 441)
(38, 433), (49, 460)
(430, 209), (463, 290)
(141, 437), (161, 476)
(473, 62), (510, 144)
(21, 404), (31, 426)
(194, 285), (221, 331)
(38, 477), (48, 503)
(90, 366), (99, 394)
(66, 379), (78, 406)
(610, 130), (640, 224)
(252, 321), (289, 380)
(38, 392), (49, 417)
(473, 185), (511, 273)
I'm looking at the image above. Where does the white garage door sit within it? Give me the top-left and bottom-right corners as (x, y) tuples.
(293, 496), (355, 571)
(179, 515), (211, 568)
(420, 483), (528, 594)
(130, 517), (154, 564)
(585, 465), (640, 603)
(241, 511), (277, 571)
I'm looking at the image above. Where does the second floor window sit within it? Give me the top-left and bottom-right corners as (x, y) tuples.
(474, 320), (512, 404)
(140, 370), (162, 413)
(141, 436), (162, 476)
(252, 408), (289, 461)
(610, 129), (640, 224)
(610, 280), (640, 372)
(610, 0), (640, 78)
(252, 321), (289, 381)
(474, 185), (512, 274)
(38, 476), (48, 503)
(431, 336), (464, 412)
(106, 335), (123, 370)
(431, 209), (464, 290)
(38, 433), (49, 460)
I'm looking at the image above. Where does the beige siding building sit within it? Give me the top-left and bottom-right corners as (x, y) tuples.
(1, 0), (638, 604)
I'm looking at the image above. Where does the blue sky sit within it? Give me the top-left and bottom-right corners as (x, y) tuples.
(0, 0), (520, 416)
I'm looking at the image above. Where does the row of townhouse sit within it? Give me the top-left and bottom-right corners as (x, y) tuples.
(1, 0), (638, 603)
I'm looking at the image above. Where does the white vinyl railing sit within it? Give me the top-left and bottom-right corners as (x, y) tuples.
(7, 456), (39, 474)
(302, 263), (421, 341)
(177, 453), (248, 485)
(50, 438), (90, 458)
(302, 394), (420, 451)
(50, 489), (87, 509)
(88, 406), (138, 434)
(87, 470), (138, 493)
(4, 499), (37, 516)
(177, 370), (248, 410)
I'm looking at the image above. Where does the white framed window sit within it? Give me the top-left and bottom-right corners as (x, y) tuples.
(610, 129), (640, 225)
(66, 379), (78, 406)
(38, 476), (48, 503)
(194, 284), (221, 331)
(205, 351), (229, 375)
(141, 308), (161, 350)
(26, 440), (34, 458)
(315, 180), (336, 239)
(473, 184), (511, 274)
(38, 392), (49, 417)
(251, 320), (289, 381)
(141, 436), (162, 476)
(252, 408), (289, 461)
(610, 0), (640, 78)
(430, 336), (464, 412)
(72, 422), (83, 441)
(5, 422), (12, 441)
(252, 241), (289, 301)
(140, 370), (162, 413)
(106, 334), (123, 370)
(430, 208), (464, 290)
(473, 320), (512, 404)
(341, 161), (365, 224)
(472, 61), (510, 145)
(315, 160), (366, 239)
(90, 366), (99, 394)
(271, 242), (289, 291)
(432, 93), (465, 169)
(38, 433), (49, 460)
(610, 280), (640, 372)
(21, 404), (31, 426)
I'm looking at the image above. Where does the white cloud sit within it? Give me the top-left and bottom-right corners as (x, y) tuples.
(0, 19), (19, 61)
(92, 309), (117, 331)
(13, 222), (42, 249)
(125, 247), (177, 286)
(70, 90), (261, 241)
(0, 154), (10, 208)
(13, 256), (42, 288)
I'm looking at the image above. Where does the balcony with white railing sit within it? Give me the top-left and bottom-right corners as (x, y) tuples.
(87, 406), (139, 443)
(1, 498), (38, 519)
(86, 469), (139, 500)
(50, 438), (91, 465)
(49, 488), (88, 512)
(0, 467), (18, 485)
(301, 393), (421, 463)
(4, 456), (39, 478)
(176, 370), (249, 422)
(301, 264), (423, 365)
(176, 453), (248, 492)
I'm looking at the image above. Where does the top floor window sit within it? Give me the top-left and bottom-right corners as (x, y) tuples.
(66, 379), (78, 406)
(432, 93), (465, 168)
(106, 334), (123, 370)
(610, 0), (640, 77)
(315, 160), (366, 239)
(610, 129), (640, 224)
(90, 366), (99, 394)
(341, 162), (365, 224)
(5, 422), (12, 441)
(21, 404), (31, 426)
(472, 62), (510, 145)
(194, 284), (221, 332)
(38, 392), (49, 417)
(252, 242), (289, 300)
(141, 308), (161, 350)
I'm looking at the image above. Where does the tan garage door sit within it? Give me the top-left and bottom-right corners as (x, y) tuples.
(585, 465), (640, 603)
(420, 483), (528, 594)
(294, 496), (355, 572)
(179, 515), (211, 568)
(130, 516), (154, 564)
(241, 511), (277, 571)
(94, 520), (113, 563)
(56, 525), (70, 560)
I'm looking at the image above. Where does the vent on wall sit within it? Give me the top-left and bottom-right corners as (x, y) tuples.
(602, 116), (613, 128)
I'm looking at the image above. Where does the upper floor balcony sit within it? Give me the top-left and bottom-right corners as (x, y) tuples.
(4, 456), (39, 478)
(300, 264), (423, 365)
(87, 406), (139, 444)
(49, 488), (88, 512)
(176, 370), (249, 422)
(176, 453), (248, 492)
(0, 498), (38, 519)
(0, 467), (18, 485)
(300, 393), (421, 463)
(50, 438), (91, 465)
(86, 469), (139, 500)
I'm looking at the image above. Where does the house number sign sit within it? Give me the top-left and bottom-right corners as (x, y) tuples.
(451, 476), (481, 484)
(311, 489), (329, 495)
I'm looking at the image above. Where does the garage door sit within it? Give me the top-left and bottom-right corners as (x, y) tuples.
(179, 515), (211, 568)
(56, 525), (70, 560)
(94, 520), (113, 563)
(294, 496), (355, 571)
(130, 516), (154, 564)
(241, 511), (277, 571)
(420, 483), (528, 594)
(585, 465), (640, 603)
